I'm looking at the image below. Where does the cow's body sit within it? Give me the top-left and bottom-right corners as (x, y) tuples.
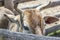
(0, 7), (15, 30)
(0, 12), (9, 29)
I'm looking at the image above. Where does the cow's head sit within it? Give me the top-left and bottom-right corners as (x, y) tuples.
(22, 2), (50, 35)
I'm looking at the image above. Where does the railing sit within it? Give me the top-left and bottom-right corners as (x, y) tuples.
(0, 29), (60, 40)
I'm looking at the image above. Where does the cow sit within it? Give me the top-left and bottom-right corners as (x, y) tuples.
(0, 0), (51, 36)
(12, 2), (51, 35)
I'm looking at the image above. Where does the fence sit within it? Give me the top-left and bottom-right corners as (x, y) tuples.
(0, 29), (60, 40)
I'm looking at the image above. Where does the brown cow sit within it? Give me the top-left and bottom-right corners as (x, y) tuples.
(22, 2), (50, 35)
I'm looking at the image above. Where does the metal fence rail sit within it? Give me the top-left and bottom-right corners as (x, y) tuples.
(0, 29), (60, 40)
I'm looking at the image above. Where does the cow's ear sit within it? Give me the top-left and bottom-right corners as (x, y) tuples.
(4, 14), (15, 22)
(44, 16), (59, 24)
(36, 1), (51, 10)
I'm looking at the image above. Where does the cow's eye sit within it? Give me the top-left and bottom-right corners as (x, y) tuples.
(24, 26), (29, 30)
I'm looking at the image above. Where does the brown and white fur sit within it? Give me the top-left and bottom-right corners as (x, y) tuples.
(3, 1), (50, 35)
(23, 9), (44, 35)
(21, 2), (50, 35)
(0, 7), (14, 29)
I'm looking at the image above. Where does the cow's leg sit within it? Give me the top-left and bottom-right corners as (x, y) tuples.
(4, 0), (14, 11)
(4, 0), (19, 15)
